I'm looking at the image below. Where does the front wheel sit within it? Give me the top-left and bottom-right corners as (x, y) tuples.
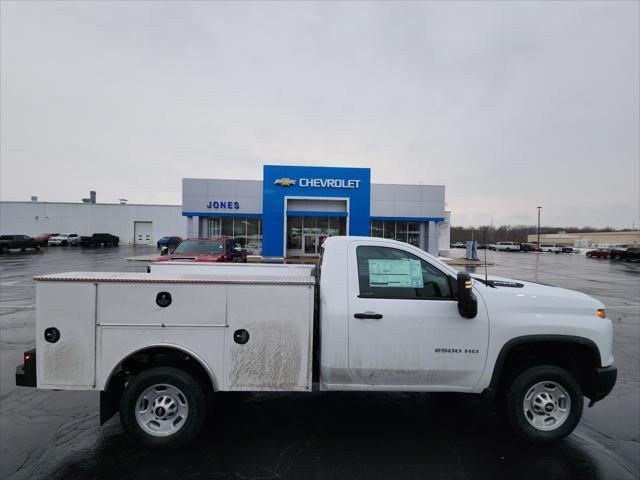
(505, 365), (583, 443)
(119, 367), (207, 450)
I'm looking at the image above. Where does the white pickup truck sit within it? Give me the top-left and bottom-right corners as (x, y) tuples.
(15, 236), (616, 449)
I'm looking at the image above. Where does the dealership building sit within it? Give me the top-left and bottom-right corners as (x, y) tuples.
(183, 166), (449, 257)
(0, 165), (451, 257)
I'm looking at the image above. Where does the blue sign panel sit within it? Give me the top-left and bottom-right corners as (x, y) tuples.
(262, 165), (371, 257)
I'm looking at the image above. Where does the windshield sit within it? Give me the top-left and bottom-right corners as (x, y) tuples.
(58, 234), (69, 238)
(173, 241), (224, 255)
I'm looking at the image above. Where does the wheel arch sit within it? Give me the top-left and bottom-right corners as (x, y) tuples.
(100, 343), (217, 425)
(486, 334), (602, 401)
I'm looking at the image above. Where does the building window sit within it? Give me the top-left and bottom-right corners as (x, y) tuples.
(370, 220), (422, 248)
(407, 222), (420, 247)
(371, 220), (384, 238)
(207, 217), (262, 254)
(287, 216), (303, 250)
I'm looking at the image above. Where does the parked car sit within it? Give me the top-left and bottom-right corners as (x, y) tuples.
(157, 236), (183, 249)
(80, 233), (119, 247)
(48, 233), (80, 246)
(611, 247), (640, 262)
(18, 236), (617, 449)
(494, 241), (520, 252)
(151, 237), (247, 263)
(608, 248), (627, 260)
(561, 247), (576, 254)
(450, 242), (465, 249)
(520, 243), (541, 252)
(0, 235), (41, 253)
(33, 233), (60, 246)
(539, 243), (562, 253)
(586, 249), (610, 259)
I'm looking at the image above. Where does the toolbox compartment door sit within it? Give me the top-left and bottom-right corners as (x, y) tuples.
(36, 282), (96, 388)
(225, 284), (314, 391)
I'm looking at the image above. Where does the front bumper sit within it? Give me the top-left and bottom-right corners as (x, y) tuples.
(15, 349), (37, 387)
(590, 365), (617, 403)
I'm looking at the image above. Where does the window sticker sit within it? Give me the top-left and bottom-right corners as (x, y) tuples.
(368, 259), (424, 288)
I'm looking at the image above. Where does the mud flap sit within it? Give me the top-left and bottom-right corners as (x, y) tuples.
(100, 374), (125, 425)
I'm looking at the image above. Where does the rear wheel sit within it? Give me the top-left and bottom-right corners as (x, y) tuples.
(119, 367), (207, 449)
(505, 365), (582, 443)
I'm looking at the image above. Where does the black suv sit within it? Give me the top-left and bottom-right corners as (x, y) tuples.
(0, 235), (41, 253)
(80, 233), (120, 247)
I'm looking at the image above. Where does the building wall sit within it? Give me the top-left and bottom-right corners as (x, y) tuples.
(438, 211), (451, 255)
(526, 231), (640, 247)
(370, 184), (445, 218)
(182, 178), (263, 216)
(0, 202), (187, 245)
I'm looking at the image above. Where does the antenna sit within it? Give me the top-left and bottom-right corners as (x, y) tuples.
(484, 227), (489, 284)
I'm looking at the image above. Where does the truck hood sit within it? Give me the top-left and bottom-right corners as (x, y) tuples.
(472, 274), (604, 312)
(151, 253), (225, 263)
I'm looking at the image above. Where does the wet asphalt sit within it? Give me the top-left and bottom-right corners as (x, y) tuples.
(0, 246), (638, 480)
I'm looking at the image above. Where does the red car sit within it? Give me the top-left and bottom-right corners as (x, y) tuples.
(33, 233), (60, 246)
(151, 237), (247, 263)
(586, 249), (610, 259)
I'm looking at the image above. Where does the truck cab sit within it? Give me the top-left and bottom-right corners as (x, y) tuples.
(319, 237), (489, 390)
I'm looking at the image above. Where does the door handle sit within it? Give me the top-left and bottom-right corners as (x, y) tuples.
(354, 312), (383, 320)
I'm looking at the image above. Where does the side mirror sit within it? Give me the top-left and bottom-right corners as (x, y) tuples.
(160, 246), (169, 255)
(456, 272), (478, 319)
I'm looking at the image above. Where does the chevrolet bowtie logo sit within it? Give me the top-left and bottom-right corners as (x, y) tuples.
(274, 178), (296, 187)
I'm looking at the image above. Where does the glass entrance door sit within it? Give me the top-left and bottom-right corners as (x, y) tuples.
(303, 235), (317, 254)
(287, 216), (347, 256)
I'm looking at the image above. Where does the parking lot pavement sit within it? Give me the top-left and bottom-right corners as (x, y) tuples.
(1, 247), (638, 479)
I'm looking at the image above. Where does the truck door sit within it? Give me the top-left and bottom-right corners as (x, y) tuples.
(346, 242), (489, 389)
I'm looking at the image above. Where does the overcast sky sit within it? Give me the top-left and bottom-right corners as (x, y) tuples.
(1, 1), (638, 228)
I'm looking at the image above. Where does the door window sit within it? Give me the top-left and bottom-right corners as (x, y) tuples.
(357, 246), (453, 300)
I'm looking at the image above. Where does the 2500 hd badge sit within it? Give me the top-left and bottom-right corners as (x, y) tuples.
(435, 348), (480, 354)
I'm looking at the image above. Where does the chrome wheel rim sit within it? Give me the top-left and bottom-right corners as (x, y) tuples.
(135, 384), (189, 437)
(523, 381), (571, 431)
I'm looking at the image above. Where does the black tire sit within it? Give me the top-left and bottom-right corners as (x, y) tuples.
(505, 365), (582, 443)
(119, 366), (207, 450)
(0, 246), (7, 254)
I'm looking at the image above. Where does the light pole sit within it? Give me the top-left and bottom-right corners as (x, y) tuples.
(537, 206), (542, 246)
